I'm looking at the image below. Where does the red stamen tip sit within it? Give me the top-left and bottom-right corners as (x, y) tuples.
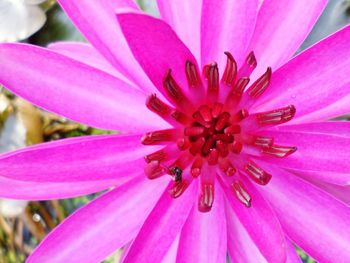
(232, 180), (251, 207)
(222, 51), (237, 86)
(198, 183), (214, 212)
(247, 67), (272, 98)
(245, 161), (272, 185)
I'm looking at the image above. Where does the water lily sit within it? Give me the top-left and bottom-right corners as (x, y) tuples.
(0, 0), (350, 262)
(0, 0), (46, 42)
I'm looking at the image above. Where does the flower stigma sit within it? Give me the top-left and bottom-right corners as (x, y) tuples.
(141, 51), (297, 212)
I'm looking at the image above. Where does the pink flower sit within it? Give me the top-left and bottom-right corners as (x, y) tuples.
(0, 0), (350, 262)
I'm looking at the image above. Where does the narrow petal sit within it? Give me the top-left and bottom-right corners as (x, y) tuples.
(157, 0), (202, 60)
(201, 0), (258, 71)
(226, 201), (268, 263)
(57, 0), (155, 92)
(286, 241), (302, 263)
(255, 131), (350, 178)
(117, 11), (198, 100)
(0, 43), (167, 132)
(253, 25), (350, 122)
(269, 121), (350, 138)
(248, 0), (326, 79)
(27, 176), (168, 263)
(48, 42), (136, 87)
(162, 235), (180, 262)
(258, 166), (350, 263)
(220, 176), (286, 263)
(123, 182), (198, 263)
(0, 134), (156, 182)
(0, 175), (122, 200)
(176, 187), (226, 263)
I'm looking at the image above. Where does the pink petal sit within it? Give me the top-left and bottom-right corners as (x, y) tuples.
(201, 0), (258, 71)
(221, 176), (287, 263)
(48, 42), (136, 87)
(176, 187), (227, 263)
(258, 166), (350, 263)
(226, 201), (268, 263)
(57, 0), (155, 92)
(162, 235), (180, 262)
(0, 43), (167, 132)
(157, 0), (202, 60)
(0, 174), (123, 200)
(0, 134), (155, 183)
(255, 130), (350, 179)
(248, 0), (326, 80)
(27, 176), (168, 263)
(117, 11), (198, 101)
(286, 241), (302, 263)
(253, 25), (350, 122)
(122, 182), (198, 263)
(270, 121), (350, 138)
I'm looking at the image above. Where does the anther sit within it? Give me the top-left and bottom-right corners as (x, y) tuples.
(185, 60), (201, 88)
(231, 109), (249, 122)
(191, 158), (203, 177)
(232, 180), (251, 207)
(184, 127), (205, 137)
(247, 67), (272, 98)
(198, 183), (214, 212)
(199, 105), (212, 122)
(216, 140), (229, 157)
(170, 110), (192, 126)
(169, 180), (189, 198)
(207, 149), (219, 165)
(211, 103), (223, 118)
(144, 160), (164, 179)
(262, 144), (297, 158)
(204, 63), (219, 102)
(253, 136), (274, 147)
(222, 51), (237, 86)
(189, 137), (206, 156)
(239, 51), (257, 77)
(256, 105), (296, 125)
(245, 161), (272, 185)
(201, 137), (215, 156)
(146, 94), (171, 116)
(141, 129), (180, 145)
(224, 124), (241, 135)
(215, 112), (231, 131)
(220, 159), (236, 176)
(144, 149), (167, 163)
(177, 137), (190, 151)
(229, 140), (243, 154)
(163, 70), (193, 110)
(193, 111), (211, 128)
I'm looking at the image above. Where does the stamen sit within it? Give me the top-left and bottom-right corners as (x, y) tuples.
(253, 136), (274, 147)
(199, 105), (212, 122)
(184, 126), (205, 137)
(226, 78), (250, 107)
(191, 157), (203, 177)
(201, 137), (215, 156)
(231, 109), (249, 122)
(169, 180), (189, 198)
(141, 129), (180, 145)
(247, 67), (272, 98)
(215, 112), (231, 131)
(198, 183), (214, 212)
(144, 160), (164, 179)
(212, 134), (234, 143)
(193, 111), (211, 128)
(177, 137), (190, 151)
(170, 110), (192, 126)
(232, 180), (251, 207)
(220, 159), (236, 176)
(224, 124), (241, 135)
(204, 63), (219, 103)
(189, 137), (206, 155)
(163, 70), (193, 110)
(216, 140), (229, 157)
(256, 105), (296, 125)
(222, 51), (237, 86)
(245, 161), (272, 185)
(211, 102), (223, 118)
(185, 60), (201, 88)
(262, 144), (297, 158)
(207, 149), (219, 165)
(229, 140), (243, 154)
(239, 51), (257, 77)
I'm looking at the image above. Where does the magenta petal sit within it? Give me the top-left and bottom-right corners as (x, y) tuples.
(256, 130), (350, 178)
(248, 0), (326, 79)
(221, 177), (287, 263)
(286, 241), (302, 263)
(123, 182), (198, 263)
(57, 0), (155, 92)
(48, 42), (136, 87)
(176, 187), (227, 263)
(0, 43), (168, 132)
(0, 174), (123, 200)
(27, 176), (168, 263)
(157, 0), (202, 60)
(201, 0), (258, 71)
(253, 25), (350, 122)
(270, 121), (350, 138)
(0, 134), (155, 182)
(117, 11), (198, 100)
(258, 167), (350, 263)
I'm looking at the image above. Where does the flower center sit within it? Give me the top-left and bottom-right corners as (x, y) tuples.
(142, 51), (297, 212)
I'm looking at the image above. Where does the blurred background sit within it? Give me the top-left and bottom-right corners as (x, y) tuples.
(0, 0), (349, 262)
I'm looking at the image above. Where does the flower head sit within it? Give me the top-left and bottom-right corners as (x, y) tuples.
(1, 1), (350, 263)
